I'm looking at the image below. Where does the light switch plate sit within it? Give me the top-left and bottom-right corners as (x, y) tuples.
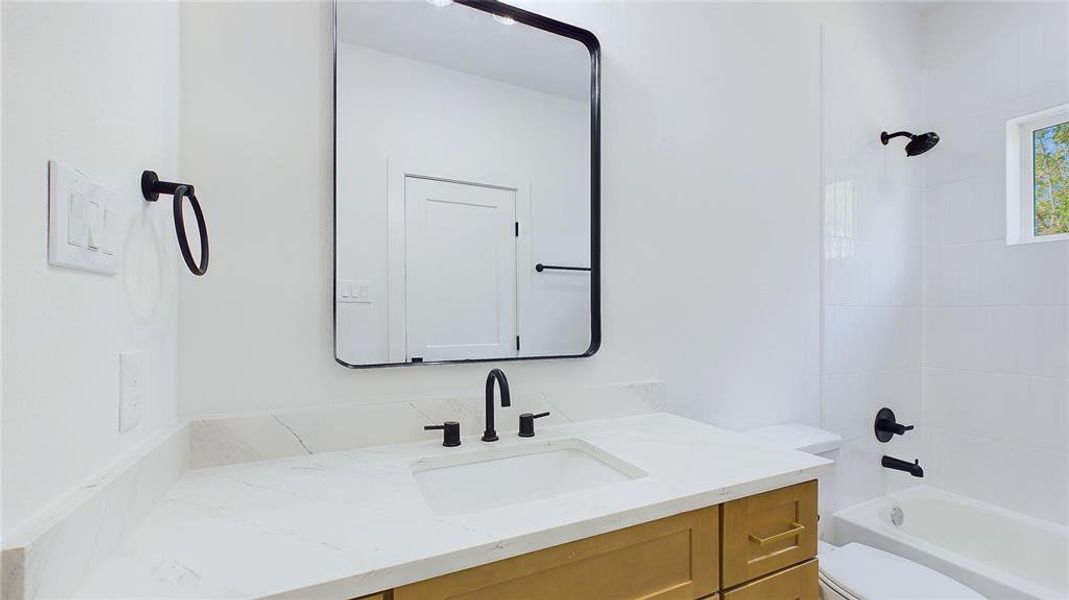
(48, 160), (119, 274)
(119, 351), (144, 433)
(337, 279), (372, 304)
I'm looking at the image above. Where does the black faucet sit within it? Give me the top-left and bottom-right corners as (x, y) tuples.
(882, 455), (923, 477)
(482, 368), (511, 442)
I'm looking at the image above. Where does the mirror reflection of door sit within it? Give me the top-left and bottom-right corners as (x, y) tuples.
(404, 177), (517, 362)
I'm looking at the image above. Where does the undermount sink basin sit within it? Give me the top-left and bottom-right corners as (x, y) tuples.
(411, 438), (647, 515)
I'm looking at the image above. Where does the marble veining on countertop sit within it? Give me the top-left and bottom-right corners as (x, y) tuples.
(74, 413), (830, 599)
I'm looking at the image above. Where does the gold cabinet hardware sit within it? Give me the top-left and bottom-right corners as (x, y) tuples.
(748, 522), (805, 546)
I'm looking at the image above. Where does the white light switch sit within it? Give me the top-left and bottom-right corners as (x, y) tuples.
(337, 279), (373, 304)
(86, 199), (103, 249)
(119, 351), (144, 433)
(67, 191), (88, 247)
(48, 160), (119, 274)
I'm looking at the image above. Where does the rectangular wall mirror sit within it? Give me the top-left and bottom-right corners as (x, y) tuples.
(333, 0), (600, 367)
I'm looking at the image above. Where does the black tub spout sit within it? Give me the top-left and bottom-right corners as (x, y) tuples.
(882, 455), (924, 477)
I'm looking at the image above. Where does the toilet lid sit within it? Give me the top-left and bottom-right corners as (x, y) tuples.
(819, 543), (984, 600)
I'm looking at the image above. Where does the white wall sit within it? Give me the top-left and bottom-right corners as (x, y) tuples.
(580, 1), (824, 429)
(921, 2), (1069, 525)
(819, 4), (927, 515)
(335, 43), (590, 364)
(1, 2), (180, 536)
(178, 1), (822, 429)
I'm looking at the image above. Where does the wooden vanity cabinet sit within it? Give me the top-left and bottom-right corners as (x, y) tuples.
(358, 481), (817, 600)
(721, 481), (818, 588)
(721, 560), (818, 600)
(393, 507), (719, 600)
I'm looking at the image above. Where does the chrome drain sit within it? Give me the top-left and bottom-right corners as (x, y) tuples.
(890, 505), (904, 527)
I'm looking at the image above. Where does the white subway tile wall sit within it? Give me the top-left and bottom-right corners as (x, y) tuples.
(820, 4), (927, 516)
(823, 3), (1068, 526)
(921, 2), (1068, 525)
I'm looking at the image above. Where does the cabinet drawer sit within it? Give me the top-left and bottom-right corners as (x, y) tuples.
(720, 481), (817, 587)
(394, 506), (719, 600)
(722, 560), (818, 600)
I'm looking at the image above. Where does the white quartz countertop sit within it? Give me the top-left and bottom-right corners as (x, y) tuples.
(75, 413), (830, 599)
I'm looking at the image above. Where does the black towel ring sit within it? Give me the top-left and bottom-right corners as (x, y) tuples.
(141, 170), (209, 276)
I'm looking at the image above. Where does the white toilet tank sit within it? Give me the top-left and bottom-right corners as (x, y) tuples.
(743, 423), (842, 531)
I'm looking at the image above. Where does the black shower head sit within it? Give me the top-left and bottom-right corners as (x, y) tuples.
(881, 130), (940, 156)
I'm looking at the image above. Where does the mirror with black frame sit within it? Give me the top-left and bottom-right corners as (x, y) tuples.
(333, 0), (600, 368)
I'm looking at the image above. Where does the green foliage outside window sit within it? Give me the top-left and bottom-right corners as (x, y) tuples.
(1033, 121), (1069, 236)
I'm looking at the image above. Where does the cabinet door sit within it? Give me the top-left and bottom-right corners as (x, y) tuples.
(720, 481), (817, 587)
(394, 506), (719, 600)
(721, 560), (818, 600)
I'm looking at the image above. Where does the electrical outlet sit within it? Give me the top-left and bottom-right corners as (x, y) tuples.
(119, 351), (144, 433)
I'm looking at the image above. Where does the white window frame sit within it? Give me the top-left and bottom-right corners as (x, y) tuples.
(1006, 103), (1069, 245)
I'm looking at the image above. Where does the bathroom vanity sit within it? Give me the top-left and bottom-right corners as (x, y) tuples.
(309, 2), (824, 594)
(374, 480), (818, 600)
(71, 413), (828, 599)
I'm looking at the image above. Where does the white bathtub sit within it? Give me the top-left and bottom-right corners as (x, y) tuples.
(827, 486), (1068, 600)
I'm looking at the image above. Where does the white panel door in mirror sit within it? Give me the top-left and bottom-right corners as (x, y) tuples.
(404, 177), (518, 362)
(48, 160), (119, 275)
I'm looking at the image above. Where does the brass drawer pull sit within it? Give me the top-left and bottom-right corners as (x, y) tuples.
(748, 522), (804, 546)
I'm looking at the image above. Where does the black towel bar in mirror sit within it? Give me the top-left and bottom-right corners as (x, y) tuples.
(141, 170), (209, 276)
(535, 263), (591, 273)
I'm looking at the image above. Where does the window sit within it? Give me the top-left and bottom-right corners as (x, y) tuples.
(1007, 104), (1069, 244)
(1033, 121), (1069, 236)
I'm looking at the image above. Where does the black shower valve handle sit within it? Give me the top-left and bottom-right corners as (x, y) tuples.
(874, 407), (914, 442)
(877, 419), (914, 435)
